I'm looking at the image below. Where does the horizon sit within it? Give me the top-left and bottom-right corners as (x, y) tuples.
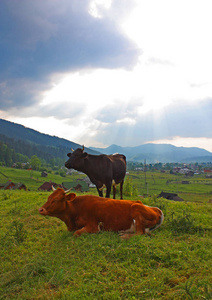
(1, 117), (212, 154)
(0, 1), (212, 152)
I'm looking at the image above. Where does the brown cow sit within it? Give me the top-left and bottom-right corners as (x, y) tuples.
(38, 188), (164, 239)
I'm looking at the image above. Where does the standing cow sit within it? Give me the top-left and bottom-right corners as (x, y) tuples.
(65, 146), (126, 199)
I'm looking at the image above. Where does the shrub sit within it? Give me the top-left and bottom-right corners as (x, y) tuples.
(9, 220), (27, 243)
(123, 177), (138, 197)
(167, 211), (204, 235)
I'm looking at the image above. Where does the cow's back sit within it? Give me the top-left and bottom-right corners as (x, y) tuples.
(71, 195), (133, 231)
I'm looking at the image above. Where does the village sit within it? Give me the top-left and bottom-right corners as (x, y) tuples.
(1, 162), (212, 205)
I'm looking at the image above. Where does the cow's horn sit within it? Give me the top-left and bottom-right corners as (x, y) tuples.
(52, 185), (56, 191)
(71, 148), (74, 152)
(82, 145), (85, 151)
(64, 188), (72, 194)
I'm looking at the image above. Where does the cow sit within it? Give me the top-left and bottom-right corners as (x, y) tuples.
(65, 146), (126, 199)
(38, 188), (164, 239)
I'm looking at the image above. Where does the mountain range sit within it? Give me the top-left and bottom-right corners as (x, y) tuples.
(0, 118), (212, 164)
(90, 144), (212, 163)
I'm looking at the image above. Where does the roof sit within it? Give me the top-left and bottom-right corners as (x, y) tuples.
(62, 181), (88, 192)
(0, 181), (27, 190)
(38, 182), (59, 191)
(0, 181), (15, 190)
(14, 183), (27, 190)
(158, 191), (184, 202)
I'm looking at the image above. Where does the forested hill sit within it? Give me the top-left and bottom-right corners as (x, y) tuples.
(0, 118), (212, 166)
(0, 118), (98, 166)
(0, 118), (80, 148)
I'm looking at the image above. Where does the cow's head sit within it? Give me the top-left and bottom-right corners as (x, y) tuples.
(38, 188), (76, 217)
(65, 145), (88, 170)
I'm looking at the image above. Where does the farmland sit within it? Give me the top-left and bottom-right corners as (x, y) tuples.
(0, 166), (212, 299)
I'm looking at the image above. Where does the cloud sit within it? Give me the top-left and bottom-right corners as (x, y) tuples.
(1, 0), (212, 153)
(81, 98), (212, 147)
(95, 98), (143, 123)
(0, 0), (140, 110)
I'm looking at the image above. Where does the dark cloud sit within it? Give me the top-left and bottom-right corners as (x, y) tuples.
(91, 98), (212, 146)
(0, 0), (140, 110)
(0, 78), (49, 110)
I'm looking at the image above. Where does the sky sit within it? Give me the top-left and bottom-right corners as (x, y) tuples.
(0, 0), (212, 152)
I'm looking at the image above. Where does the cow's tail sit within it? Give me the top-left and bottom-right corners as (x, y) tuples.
(145, 208), (164, 234)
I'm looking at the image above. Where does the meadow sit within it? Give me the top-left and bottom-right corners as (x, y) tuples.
(0, 167), (212, 299)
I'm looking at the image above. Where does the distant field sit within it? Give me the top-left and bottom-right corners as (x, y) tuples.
(0, 166), (88, 191)
(127, 170), (212, 204)
(1, 166), (212, 203)
(0, 167), (212, 299)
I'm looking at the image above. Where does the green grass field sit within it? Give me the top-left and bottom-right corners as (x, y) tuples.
(0, 167), (212, 299)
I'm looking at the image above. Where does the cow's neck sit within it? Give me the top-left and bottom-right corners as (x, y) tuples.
(55, 202), (76, 231)
(82, 157), (96, 178)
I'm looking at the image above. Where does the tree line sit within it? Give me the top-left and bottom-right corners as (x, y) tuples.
(0, 134), (68, 169)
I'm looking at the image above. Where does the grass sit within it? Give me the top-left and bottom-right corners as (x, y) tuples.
(0, 188), (212, 299)
(0, 166), (87, 191)
(0, 167), (212, 299)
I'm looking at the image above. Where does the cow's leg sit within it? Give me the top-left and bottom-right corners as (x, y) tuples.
(132, 205), (146, 235)
(97, 187), (103, 197)
(120, 180), (124, 199)
(120, 205), (146, 239)
(74, 223), (99, 236)
(119, 220), (136, 239)
(113, 185), (116, 199)
(105, 184), (112, 198)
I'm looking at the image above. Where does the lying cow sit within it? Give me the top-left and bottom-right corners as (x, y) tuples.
(38, 188), (164, 238)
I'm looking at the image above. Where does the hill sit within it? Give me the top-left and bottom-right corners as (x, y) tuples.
(0, 118), (99, 152)
(0, 118), (211, 164)
(1, 186), (212, 299)
(90, 143), (212, 163)
(0, 118), (99, 166)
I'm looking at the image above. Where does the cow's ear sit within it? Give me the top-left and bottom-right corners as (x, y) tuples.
(83, 152), (88, 158)
(65, 193), (76, 201)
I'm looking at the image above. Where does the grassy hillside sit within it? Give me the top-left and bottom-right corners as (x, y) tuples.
(126, 170), (212, 204)
(0, 188), (211, 299)
(1, 166), (212, 203)
(1, 167), (212, 299)
(0, 166), (87, 191)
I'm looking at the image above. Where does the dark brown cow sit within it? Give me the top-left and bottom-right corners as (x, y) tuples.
(65, 146), (126, 199)
(38, 188), (164, 238)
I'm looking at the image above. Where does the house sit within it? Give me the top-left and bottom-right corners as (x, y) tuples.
(206, 175), (212, 178)
(204, 169), (212, 173)
(13, 183), (27, 190)
(158, 191), (184, 202)
(0, 180), (27, 190)
(41, 171), (48, 177)
(62, 181), (89, 192)
(38, 182), (60, 191)
(185, 171), (194, 177)
(0, 180), (15, 190)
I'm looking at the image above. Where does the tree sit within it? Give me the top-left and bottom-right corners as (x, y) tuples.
(5, 146), (13, 166)
(30, 155), (41, 170)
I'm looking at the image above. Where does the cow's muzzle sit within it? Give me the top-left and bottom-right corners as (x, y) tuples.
(38, 207), (48, 215)
(65, 161), (71, 168)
